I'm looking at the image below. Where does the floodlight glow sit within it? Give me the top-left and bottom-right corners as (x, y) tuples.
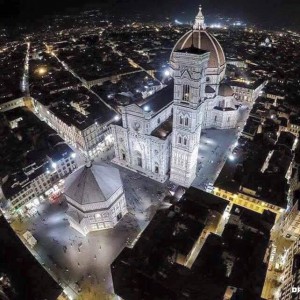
(229, 154), (235, 161)
(71, 153), (76, 159)
(37, 67), (47, 75)
(164, 69), (171, 77)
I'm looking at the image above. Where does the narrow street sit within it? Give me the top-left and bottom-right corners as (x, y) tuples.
(22, 41), (30, 94)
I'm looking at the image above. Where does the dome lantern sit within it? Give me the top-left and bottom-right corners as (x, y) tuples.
(193, 5), (206, 30)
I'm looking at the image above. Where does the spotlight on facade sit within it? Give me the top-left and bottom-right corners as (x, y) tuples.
(114, 115), (120, 121)
(164, 69), (171, 77)
(229, 154), (235, 161)
(52, 162), (57, 169)
(71, 153), (76, 159)
(144, 106), (150, 112)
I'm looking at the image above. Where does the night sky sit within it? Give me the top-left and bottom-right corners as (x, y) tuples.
(0, 0), (300, 30)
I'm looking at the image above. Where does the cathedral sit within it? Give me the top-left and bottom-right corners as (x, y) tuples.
(111, 6), (240, 188)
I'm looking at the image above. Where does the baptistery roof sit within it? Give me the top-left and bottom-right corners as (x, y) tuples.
(64, 163), (123, 206)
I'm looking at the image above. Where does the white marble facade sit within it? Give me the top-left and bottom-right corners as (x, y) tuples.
(111, 6), (239, 187)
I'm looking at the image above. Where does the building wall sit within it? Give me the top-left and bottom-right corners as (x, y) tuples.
(33, 99), (113, 159)
(0, 97), (25, 112)
(280, 239), (300, 300)
(66, 190), (128, 234)
(7, 154), (77, 214)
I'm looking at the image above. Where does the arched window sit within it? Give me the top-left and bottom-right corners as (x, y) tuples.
(214, 116), (217, 122)
(178, 136), (182, 144)
(179, 116), (183, 125)
(182, 85), (190, 101)
(184, 137), (188, 146)
(121, 150), (126, 161)
(135, 151), (142, 167)
(154, 162), (159, 174)
(185, 117), (189, 126)
(157, 118), (161, 124)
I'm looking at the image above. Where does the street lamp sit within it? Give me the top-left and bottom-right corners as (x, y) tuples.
(36, 67), (47, 76)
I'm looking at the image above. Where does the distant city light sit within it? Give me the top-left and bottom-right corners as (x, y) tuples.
(210, 23), (222, 29)
(175, 19), (183, 25)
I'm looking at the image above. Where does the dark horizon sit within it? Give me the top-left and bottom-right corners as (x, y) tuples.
(0, 0), (300, 31)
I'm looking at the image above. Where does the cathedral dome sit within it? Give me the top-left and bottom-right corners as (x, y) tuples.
(170, 6), (226, 70)
(218, 83), (234, 97)
(171, 30), (226, 70)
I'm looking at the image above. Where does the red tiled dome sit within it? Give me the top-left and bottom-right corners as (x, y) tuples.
(171, 30), (226, 69)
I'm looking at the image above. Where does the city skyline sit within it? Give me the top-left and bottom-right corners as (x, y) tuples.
(1, 0), (300, 31)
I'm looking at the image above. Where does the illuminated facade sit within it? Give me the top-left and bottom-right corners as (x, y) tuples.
(2, 145), (77, 215)
(279, 238), (300, 300)
(34, 98), (114, 159)
(111, 6), (240, 187)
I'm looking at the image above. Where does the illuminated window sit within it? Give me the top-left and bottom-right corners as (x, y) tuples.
(182, 85), (190, 101)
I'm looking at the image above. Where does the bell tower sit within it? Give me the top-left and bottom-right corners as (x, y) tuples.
(170, 47), (210, 187)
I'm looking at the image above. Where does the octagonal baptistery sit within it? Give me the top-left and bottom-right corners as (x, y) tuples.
(64, 163), (127, 235)
(170, 6), (226, 92)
